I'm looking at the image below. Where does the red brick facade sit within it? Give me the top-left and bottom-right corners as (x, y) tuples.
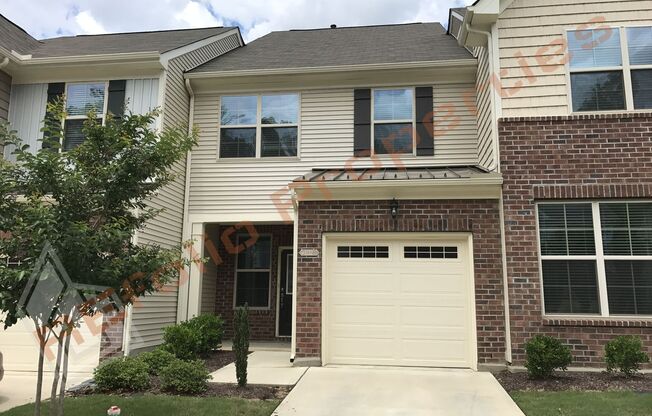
(295, 199), (506, 365)
(210, 224), (293, 340)
(499, 113), (652, 367)
(99, 310), (125, 360)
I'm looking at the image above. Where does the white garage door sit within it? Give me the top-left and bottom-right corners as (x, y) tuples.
(324, 233), (475, 368)
(0, 315), (102, 374)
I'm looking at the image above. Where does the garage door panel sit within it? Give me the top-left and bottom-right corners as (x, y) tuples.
(325, 234), (474, 368)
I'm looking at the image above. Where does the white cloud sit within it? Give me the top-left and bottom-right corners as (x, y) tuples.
(75, 10), (108, 34)
(0, 0), (472, 42)
(175, 1), (223, 28)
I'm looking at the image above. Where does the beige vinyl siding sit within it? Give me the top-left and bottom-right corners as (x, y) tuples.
(130, 33), (241, 351)
(0, 70), (11, 157)
(5, 83), (48, 160)
(474, 46), (494, 170)
(189, 83), (479, 217)
(498, 0), (652, 117)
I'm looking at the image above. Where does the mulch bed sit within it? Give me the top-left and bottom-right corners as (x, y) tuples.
(495, 370), (652, 393)
(69, 350), (291, 401)
(203, 350), (236, 372)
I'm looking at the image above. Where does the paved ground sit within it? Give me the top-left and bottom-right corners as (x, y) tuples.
(0, 371), (91, 412)
(210, 350), (307, 386)
(272, 366), (525, 416)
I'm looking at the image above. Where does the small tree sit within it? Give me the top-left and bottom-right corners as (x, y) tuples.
(233, 305), (250, 387)
(0, 101), (198, 416)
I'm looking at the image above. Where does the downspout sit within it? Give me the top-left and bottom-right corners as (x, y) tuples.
(466, 22), (513, 365)
(290, 189), (299, 363)
(179, 77), (195, 323)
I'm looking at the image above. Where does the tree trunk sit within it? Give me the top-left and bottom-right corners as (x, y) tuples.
(56, 324), (73, 416)
(49, 327), (64, 415)
(33, 322), (48, 416)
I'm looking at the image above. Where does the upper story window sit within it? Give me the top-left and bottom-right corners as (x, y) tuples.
(372, 88), (414, 154)
(538, 202), (652, 317)
(63, 82), (107, 151)
(568, 26), (652, 112)
(219, 94), (299, 159)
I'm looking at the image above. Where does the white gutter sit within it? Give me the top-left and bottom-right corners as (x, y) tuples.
(466, 22), (512, 365)
(0, 57), (9, 69)
(16, 51), (161, 65)
(185, 59), (478, 79)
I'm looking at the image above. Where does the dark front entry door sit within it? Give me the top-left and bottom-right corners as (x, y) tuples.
(278, 248), (293, 337)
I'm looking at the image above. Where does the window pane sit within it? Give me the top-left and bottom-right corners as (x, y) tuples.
(538, 204), (595, 256)
(374, 89), (413, 121)
(600, 203), (652, 256)
(571, 72), (625, 112)
(261, 94), (299, 124)
(542, 260), (600, 314)
(221, 96), (257, 125)
(237, 235), (271, 270)
(606, 260), (652, 315)
(374, 123), (413, 154)
(63, 119), (85, 151)
(632, 70), (652, 110)
(627, 26), (652, 65)
(219, 128), (256, 158)
(261, 127), (297, 157)
(235, 271), (269, 307)
(66, 83), (105, 116)
(569, 29), (622, 69)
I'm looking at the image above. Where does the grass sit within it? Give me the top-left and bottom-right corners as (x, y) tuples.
(512, 391), (652, 416)
(0, 395), (280, 416)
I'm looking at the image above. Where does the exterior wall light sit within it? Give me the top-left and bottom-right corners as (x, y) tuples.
(390, 198), (399, 219)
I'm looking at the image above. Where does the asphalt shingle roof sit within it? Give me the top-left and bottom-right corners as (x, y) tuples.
(190, 22), (473, 73)
(0, 14), (235, 58)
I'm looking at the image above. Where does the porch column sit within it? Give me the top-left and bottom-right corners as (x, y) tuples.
(186, 222), (205, 319)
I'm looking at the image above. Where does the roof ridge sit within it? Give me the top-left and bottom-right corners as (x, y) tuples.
(40, 26), (232, 41)
(287, 21), (441, 32)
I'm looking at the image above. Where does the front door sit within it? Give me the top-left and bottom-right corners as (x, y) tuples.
(278, 248), (293, 337)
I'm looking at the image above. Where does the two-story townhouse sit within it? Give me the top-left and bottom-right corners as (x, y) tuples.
(180, 22), (507, 370)
(0, 14), (243, 373)
(454, 0), (652, 368)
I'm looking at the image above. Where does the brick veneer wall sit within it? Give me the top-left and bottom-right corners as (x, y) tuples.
(211, 224), (293, 340)
(499, 113), (652, 367)
(99, 310), (125, 360)
(295, 199), (506, 365)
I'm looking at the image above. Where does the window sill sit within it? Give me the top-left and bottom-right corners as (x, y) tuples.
(543, 316), (652, 328)
(215, 157), (301, 163)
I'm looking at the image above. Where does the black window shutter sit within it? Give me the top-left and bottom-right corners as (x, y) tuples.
(42, 82), (65, 149)
(353, 89), (371, 157)
(415, 86), (434, 156)
(107, 80), (127, 118)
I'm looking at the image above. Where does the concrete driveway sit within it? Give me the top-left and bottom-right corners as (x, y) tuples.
(272, 366), (524, 416)
(0, 371), (91, 412)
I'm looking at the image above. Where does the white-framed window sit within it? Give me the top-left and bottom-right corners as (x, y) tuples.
(567, 26), (652, 113)
(219, 93), (299, 158)
(234, 234), (272, 308)
(537, 201), (652, 317)
(63, 82), (108, 151)
(372, 88), (415, 155)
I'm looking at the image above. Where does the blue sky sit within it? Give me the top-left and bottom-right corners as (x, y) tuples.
(0, 0), (470, 43)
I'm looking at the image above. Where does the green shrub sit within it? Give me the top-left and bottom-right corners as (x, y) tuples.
(525, 335), (573, 378)
(233, 305), (250, 387)
(605, 335), (650, 376)
(159, 359), (211, 394)
(138, 348), (177, 375)
(163, 324), (202, 360)
(186, 314), (224, 354)
(94, 356), (150, 391)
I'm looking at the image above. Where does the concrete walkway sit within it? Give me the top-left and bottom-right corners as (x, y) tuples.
(210, 350), (307, 386)
(272, 366), (524, 416)
(0, 371), (91, 412)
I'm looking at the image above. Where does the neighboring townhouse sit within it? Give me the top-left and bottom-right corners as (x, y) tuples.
(0, 14), (243, 373)
(180, 22), (506, 369)
(454, 0), (652, 367)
